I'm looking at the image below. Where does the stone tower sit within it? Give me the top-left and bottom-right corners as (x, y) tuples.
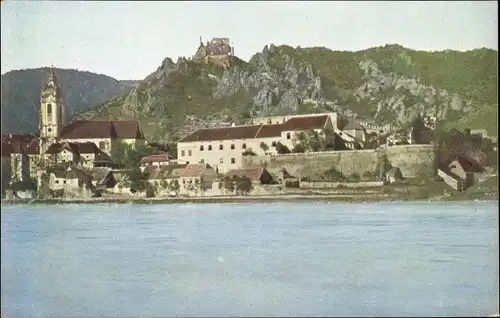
(39, 65), (64, 154)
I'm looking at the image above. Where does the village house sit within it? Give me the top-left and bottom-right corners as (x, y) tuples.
(225, 167), (274, 185)
(337, 118), (366, 144)
(44, 141), (102, 168)
(90, 167), (117, 192)
(47, 166), (93, 198)
(447, 155), (484, 188)
(177, 114), (336, 173)
(145, 163), (217, 196)
(140, 154), (176, 171)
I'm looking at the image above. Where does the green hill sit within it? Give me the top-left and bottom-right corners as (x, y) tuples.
(45, 45), (500, 141)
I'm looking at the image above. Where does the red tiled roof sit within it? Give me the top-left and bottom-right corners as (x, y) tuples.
(60, 120), (144, 139)
(225, 167), (265, 181)
(45, 142), (100, 155)
(181, 164), (212, 178)
(254, 124), (283, 138)
(1, 134), (39, 155)
(145, 164), (187, 180)
(180, 115), (330, 143)
(281, 115), (329, 131)
(180, 125), (261, 142)
(140, 154), (173, 164)
(455, 156), (484, 173)
(75, 142), (101, 154)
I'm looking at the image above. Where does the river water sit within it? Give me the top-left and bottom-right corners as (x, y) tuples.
(1, 201), (498, 317)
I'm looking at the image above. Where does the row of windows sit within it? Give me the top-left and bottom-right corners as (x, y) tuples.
(198, 158), (236, 164)
(199, 143), (246, 151)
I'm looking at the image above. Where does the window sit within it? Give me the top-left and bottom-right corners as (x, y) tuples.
(231, 158), (236, 164)
(200, 145), (204, 151)
(47, 104), (52, 116)
(219, 144), (223, 150)
(450, 165), (457, 169)
(188, 150), (192, 156)
(99, 141), (106, 149)
(63, 180), (66, 184)
(208, 145), (212, 151)
(55, 180), (59, 184)
(200, 159), (205, 163)
(48, 128), (52, 133)
(220, 158), (224, 163)
(287, 132), (291, 140)
(181, 150), (185, 156)
(186, 161), (190, 164)
(242, 143), (246, 149)
(272, 141), (277, 147)
(231, 144), (235, 150)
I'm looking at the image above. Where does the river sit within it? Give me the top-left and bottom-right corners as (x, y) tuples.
(1, 201), (498, 317)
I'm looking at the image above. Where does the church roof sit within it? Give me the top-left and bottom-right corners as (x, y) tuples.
(60, 120), (144, 139)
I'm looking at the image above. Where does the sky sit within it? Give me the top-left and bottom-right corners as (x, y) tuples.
(1, 1), (497, 80)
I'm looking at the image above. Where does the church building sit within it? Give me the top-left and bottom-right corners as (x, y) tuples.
(1, 66), (145, 189)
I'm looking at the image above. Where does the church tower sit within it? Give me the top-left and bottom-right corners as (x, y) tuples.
(39, 65), (64, 154)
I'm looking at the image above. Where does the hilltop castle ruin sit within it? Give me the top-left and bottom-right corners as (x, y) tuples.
(193, 37), (234, 68)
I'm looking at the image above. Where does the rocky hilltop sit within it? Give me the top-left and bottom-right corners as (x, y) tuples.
(72, 44), (497, 141)
(1, 68), (139, 134)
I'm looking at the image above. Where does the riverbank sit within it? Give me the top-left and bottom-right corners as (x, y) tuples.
(1, 192), (497, 206)
(2, 177), (497, 206)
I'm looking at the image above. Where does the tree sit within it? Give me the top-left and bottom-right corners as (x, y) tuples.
(242, 149), (257, 156)
(275, 142), (291, 154)
(194, 178), (203, 196)
(323, 167), (344, 181)
(292, 143), (306, 153)
(127, 168), (148, 193)
(168, 179), (180, 196)
(235, 176), (253, 195)
(260, 142), (269, 152)
(111, 141), (156, 168)
(223, 175), (236, 194)
(145, 183), (156, 198)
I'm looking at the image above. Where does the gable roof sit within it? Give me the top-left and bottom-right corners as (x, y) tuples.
(145, 164), (187, 180)
(45, 142), (101, 155)
(1, 134), (39, 155)
(343, 118), (364, 130)
(181, 164), (213, 178)
(140, 154), (173, 164)
(180, 125), (261, 142)
(254, 124), (283, 138)
(281, 115), (329, 131)
(60, 120), (144, 139)
(179, 115), (330, 143)
(452, 156), (484, 173)
(225, 167), (266, 181)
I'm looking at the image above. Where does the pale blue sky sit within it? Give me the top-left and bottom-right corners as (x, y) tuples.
(1, 1), (497, 80)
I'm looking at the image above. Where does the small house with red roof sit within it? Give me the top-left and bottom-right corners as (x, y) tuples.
(448, 155), (484, 188)
(140, 154), (176, 171)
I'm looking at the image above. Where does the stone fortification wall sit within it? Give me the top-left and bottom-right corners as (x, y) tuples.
(385, 144), (437, 177)
(243, 145), (437, 180)
(243, 150), (379, 180)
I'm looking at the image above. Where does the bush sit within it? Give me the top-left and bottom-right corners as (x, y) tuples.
(275, 142), (291, 154)
(292, 144), (306, 153)
(242, 149), (257, 156)
(145, 185), (156, 198)
(347, 173), (361, 181)
(362, 171), (375, 180)
(323, 167), (344, 181)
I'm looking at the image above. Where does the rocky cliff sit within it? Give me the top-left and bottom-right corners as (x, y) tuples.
(72, 44), (498, 141)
